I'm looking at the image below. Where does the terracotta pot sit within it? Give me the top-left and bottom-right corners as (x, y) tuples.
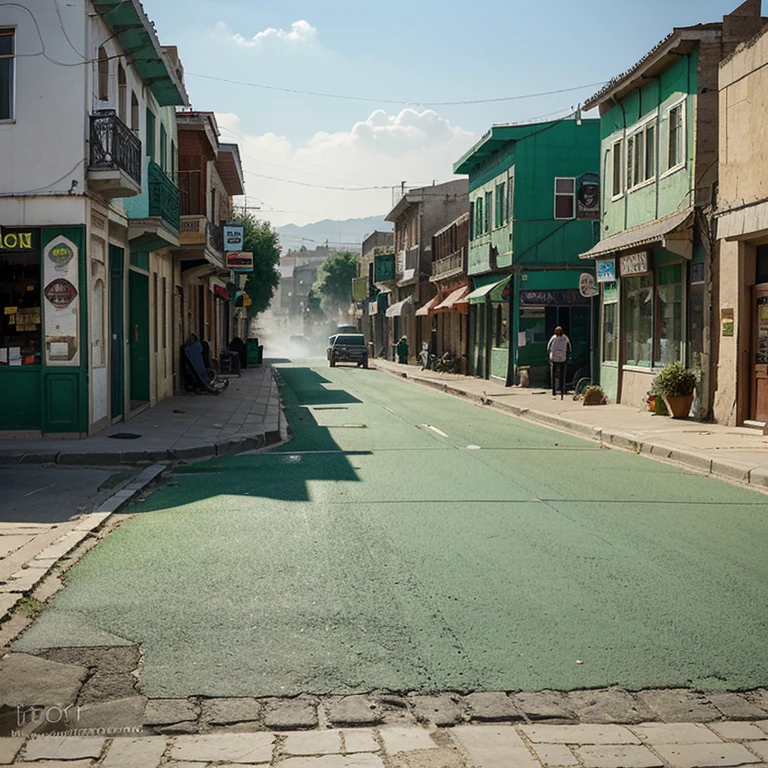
(664, 393), (694, 419)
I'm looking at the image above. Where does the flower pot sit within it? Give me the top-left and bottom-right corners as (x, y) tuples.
(663, 394), (694, 419)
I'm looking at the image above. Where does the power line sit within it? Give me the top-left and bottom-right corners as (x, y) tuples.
(187, 72), (607, 107)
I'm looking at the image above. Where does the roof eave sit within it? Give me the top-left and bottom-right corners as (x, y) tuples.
(584, 27), (720, 110)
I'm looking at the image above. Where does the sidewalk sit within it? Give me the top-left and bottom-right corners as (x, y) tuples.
(373, 359), (768, 492)
(2, 719), (768, 767)
(0, 365), (283, 467)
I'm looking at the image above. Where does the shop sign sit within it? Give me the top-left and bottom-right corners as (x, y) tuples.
(579, 273), (598, 298)
(226, 251), (253, 271)
(49, 242), (74, 270)
(576, 173), (600, 221)
(0, 231), (34, 250)
(620, 251), (649, 276)
(520, 290), (588, 305)
(596, 259), (616, 282)
(44, 278), (78, 308)
(223, 225), (245, 251)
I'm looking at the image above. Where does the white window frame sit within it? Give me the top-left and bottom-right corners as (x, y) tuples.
(0, 27), (16, 123)
(661, 96), (687, 178)
(611, 138), (624, 200)
(553, 177), (576, 220)
(626, 115), (658, 192)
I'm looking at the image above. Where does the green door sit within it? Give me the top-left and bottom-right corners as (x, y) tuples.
(109, 246), (125, 419)
(129, 269), (150, 405)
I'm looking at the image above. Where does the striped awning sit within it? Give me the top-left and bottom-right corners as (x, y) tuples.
(415, 295), (441, 316)
(385, 295), (413, 318)
(459, 276), (511, 304)
(434, 285), (469, 311)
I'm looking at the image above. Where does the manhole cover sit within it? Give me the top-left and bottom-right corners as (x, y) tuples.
(107, 432), (142, 440)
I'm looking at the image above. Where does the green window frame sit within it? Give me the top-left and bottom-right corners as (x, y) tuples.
(145, 108), (156, 161)
(0, 28), (15, 121)
(485, 190), (492, 232)
(495, 181), (506, 227)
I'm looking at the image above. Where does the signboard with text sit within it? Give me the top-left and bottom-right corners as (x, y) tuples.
(223, 226), (245, 252)
(620, 251), (650, 276)
(226, 251), (253, 272)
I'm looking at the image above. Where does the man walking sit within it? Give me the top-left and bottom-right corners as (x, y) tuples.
(547, 326), (571, 399)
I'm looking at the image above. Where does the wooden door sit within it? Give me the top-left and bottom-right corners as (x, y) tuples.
(752, 285), (768, 421)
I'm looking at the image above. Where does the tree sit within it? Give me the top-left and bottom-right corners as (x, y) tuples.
(237, 215), (281, 318)
(314, 251), (360, 312)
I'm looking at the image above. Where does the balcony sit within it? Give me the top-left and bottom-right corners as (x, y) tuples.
(128, 162), (181, 250)
(178, 215), (225, 266)
(87, 110), (141, 199)
(430, 248), (466, 282)
(373, 253), (396, 283)
(397, 246), (419, 285)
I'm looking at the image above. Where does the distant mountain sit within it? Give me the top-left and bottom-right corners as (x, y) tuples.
(275, 216), (392, 253)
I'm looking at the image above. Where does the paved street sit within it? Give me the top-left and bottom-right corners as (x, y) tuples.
(11, 360), (768, 703)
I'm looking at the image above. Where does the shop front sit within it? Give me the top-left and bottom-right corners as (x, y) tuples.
(0, 226), (88, 433)
(593, 248), (702, 408)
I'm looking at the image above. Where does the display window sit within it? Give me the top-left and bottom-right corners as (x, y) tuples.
(602, 281), (618, 362)
(0, 236), (42, 366)
(622, 274), (653, 367)
(653, 264), (682, 367)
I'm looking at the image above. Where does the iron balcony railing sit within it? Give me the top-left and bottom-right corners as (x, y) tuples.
(431, 248), (466, 280)
(148, 162), (180, 232)
(89, 109), (141, 186)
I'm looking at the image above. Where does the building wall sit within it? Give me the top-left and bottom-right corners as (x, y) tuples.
(599, 53), (697, 237)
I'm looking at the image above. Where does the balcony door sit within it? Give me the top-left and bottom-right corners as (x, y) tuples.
(109, 246), (125, 421)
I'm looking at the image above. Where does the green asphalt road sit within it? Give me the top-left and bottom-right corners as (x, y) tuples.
(16, 361), (768, 697)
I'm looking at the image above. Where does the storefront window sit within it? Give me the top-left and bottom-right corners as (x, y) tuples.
(602, 281), (618, 362)
(623, 274), (653, 367)
(0, 248), (42, 365)
(653, 264), (682, 368)
(492, 302), (508, 349)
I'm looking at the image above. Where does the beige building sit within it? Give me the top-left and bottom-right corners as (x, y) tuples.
(716, 23), (768, 426)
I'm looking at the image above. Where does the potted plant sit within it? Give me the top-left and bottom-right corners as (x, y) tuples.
(654, 362), (697, 419)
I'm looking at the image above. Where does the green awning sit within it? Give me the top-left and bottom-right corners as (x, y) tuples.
(459, 275), (511, 304)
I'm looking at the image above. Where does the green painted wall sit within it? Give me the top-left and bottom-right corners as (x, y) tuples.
(600, 50), (697, 237)
(467, 120), (600, 275)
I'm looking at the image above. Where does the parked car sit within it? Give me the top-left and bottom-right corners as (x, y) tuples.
(329, 334), (368, 368)
(326, 334), (338, 360)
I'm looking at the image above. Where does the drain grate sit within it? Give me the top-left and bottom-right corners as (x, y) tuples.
(107, 432), (142, 440)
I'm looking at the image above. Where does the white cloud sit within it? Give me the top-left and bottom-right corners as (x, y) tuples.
(216, 109), (478, 230)
(217, 19), (319, 48)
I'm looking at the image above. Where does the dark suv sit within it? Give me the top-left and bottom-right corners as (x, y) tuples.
(329, 334), (368, 368)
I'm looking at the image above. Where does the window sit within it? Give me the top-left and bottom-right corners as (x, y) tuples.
(554, 177), (575, 220)
(170, 140), (176, 181)
(145, 108), (155, 160)
(653, 264), (682, 367)
(611, 140), (623, 197)
(97, 46), (109, 102)
(0, 238), (41, 366)
(160, 124), (167, 171)
(667, 101), (685, 170)
(117, 64), (126, 123)
(130, 92), (139, 132)
(474, 196), (484, 237)
(0, 29), (15, 120)
(495, 182), (507, 227)
(623, 274), (653, 367)
(602, 282), (618, 362)
(627, 120), (657, 189)
(485, 190), (493, 232)
(469, 201), (475, 240)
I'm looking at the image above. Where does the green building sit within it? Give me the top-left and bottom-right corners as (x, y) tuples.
(579, 0), (765, 413)
(454, 118), (601, 386)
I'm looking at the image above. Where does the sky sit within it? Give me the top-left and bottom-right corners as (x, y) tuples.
(141, 0), (760, 236)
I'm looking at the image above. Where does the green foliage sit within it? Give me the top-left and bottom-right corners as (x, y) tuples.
(654, 362), (697, 398)
(15, 596), (44, 619)
(433, 358), (459, 374)
(237, 215), (281, 318)
(314, 252), (360, 310)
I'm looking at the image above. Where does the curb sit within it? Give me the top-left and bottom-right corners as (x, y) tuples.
(372, 364), (768, 493)
(0, 464), (166, 623)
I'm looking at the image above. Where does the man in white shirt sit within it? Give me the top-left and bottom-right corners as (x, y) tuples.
(547, 326), (572, 399)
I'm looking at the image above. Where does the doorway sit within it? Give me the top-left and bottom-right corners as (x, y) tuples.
(129, 269), (150, 408)
(109, 246), (125, 421)
(751, 284), (768, 422)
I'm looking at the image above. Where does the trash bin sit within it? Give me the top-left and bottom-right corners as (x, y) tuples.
(247, 338), (263, 366)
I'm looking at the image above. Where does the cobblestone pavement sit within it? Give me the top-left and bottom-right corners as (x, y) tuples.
(3, 720), (768, 766)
